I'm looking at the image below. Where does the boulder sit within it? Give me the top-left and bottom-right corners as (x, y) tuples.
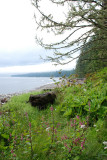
(29, 92), (56, 110)
(1, 98), (8, 104)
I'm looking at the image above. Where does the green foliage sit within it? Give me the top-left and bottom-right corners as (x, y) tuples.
(58, 68), (107, 123)
(0, 67), (107, 159)
(76, 36), (107, 77)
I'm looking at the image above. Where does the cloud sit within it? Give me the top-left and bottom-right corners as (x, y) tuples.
(0, 0), (77, 73)
(0, 48), (51, 67)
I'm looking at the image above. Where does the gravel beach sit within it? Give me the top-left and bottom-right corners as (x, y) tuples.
(0, 78), (85, 105)
(0, 82), (59, 105)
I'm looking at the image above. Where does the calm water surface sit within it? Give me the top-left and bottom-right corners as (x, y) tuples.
(0, 77), (59, 95)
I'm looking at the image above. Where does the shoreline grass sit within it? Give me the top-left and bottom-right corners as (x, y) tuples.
(0, 68), (107, 160)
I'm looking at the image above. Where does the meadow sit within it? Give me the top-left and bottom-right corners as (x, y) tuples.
(0, 67), (107, 160)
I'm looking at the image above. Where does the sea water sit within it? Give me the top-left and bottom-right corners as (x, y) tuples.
(0, 77), (59, 95)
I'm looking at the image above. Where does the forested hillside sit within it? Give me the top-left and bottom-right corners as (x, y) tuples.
(12, 70), (75, 77)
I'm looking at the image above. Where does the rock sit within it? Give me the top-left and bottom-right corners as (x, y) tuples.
(1, 98), (8, 103)
(0, 94), (13, 105)
(29, 92), (56, 110)
(68, 78), (86, 85)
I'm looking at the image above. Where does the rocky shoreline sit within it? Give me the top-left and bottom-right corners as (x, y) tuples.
(0, 82), (58, 105)
(0, 78), (85, 105)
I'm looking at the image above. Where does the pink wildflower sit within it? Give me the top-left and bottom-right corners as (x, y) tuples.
(76, 115), (79, 119)
(68, 148), (72, 152)
(10, 133), (12, 137)
(50, 106), (54, 111)
(61, 136), (64, 141)
(79, 122), (83, 126)
(11, 150), (14, 154)
(74, 119), (76, 123)
(71, 123), (74, 127)
(29, 122), (31, 128)
(64, 135), (68, 139)
(21, 134), (23, 141)
(55, 129), (57, 134)
(13, 154), (16, 157)
(64, 143), (68, 148)
(81, 140), (85, 150)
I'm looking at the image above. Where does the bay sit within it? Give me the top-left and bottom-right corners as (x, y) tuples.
(0, 77), (59, 95)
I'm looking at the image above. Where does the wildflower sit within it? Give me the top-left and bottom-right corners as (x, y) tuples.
(29, 122), (31, 128)
(103, 141), (107, 145)
(13, 154), (16, 157)
(11, 150), (14, 154)
(104, 147), (107, 149)
(46, 127), (50, 132)
(55, 129), (57, 134)
(84, 89), (86, 92)
(74, 119), (76, 123)
(50, 106), (54, 111)
(81, 141), (85, 149)
(64, 135), (68, 139)
(93, 125), (96, 127)
(71, 123), (74, 127)
(21, 134), (23, 141)
(80, 125), (85, 129)
(79, 122), (83, 126)
(61, 136), (64, 141)
(76, 115), (79, 119)
(64, 143), (68, 148)
(68, 148), (72, 152)
(88, 101), (91, 107)
(96, 129), (99, 132)
(10, 133), (12, 137)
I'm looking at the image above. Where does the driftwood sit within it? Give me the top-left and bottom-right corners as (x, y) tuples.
(29, 92), (56, 110)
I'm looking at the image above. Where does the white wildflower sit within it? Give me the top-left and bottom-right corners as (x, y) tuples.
(93, 125), (96, 127)
(103, 141), (107, 146)
(80, 125), (85, 129)
(46, 127), (50, 132)
(104, 147), (107, 149)
(96, 129), (99, 132)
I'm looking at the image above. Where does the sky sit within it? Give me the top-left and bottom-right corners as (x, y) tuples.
(0, 0), (76, 74)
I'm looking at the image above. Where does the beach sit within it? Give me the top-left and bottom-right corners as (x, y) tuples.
(0, 82), (60, 105)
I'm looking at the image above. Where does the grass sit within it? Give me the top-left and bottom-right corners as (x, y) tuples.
(0, 67), (107, 160)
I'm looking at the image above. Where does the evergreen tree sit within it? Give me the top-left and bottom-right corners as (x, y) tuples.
(32, 0), (107, 65)
(76, 35), (107, 77)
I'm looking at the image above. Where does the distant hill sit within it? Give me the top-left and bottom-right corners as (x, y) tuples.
(11, 70), (75, 77)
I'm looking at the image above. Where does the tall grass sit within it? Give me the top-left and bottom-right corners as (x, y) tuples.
(0, 68), (107, 160)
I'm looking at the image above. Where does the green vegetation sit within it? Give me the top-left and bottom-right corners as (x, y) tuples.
(0, 67), (107, 160)
(12, 70), (75, 77)
(76, 35), (107, 77)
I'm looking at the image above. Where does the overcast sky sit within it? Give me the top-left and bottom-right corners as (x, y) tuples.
(0, 0), (76, 74)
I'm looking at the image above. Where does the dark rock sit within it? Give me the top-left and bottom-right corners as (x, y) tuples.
(29, 92), (56, 110)
(1, 98), (8, 104)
